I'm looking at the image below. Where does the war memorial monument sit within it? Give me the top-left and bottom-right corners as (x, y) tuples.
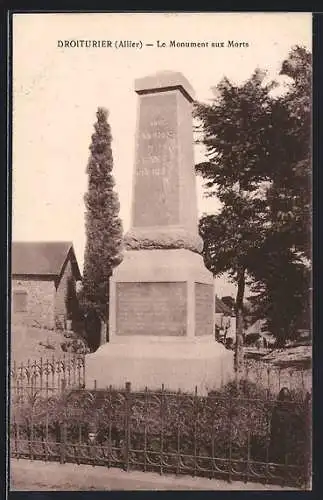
(85, 71), (234, 394)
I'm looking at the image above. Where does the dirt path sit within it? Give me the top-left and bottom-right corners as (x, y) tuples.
(10, 459), (297, 491)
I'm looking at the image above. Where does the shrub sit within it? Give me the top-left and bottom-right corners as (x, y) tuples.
(60, 337), (90, 355)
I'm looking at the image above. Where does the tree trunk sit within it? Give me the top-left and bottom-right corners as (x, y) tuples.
(235, 266), (246, 377)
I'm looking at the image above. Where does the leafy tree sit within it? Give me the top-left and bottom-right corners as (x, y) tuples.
(83, 107), (123, 350)
(248, 244), (310, 346)
(249, 46), (311, 344)
(195, 69), (276, 372)
(266, 46), (311, 260)
(195, 46), (311, 351)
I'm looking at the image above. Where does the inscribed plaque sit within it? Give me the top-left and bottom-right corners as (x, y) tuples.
(195, 283), (214, 336)
(116, 282), (186, 336)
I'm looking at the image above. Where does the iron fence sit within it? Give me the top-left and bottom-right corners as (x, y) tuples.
(10, 376), (311, 489)
(10, 354), (86, 400)
(241, 360), (312, 396)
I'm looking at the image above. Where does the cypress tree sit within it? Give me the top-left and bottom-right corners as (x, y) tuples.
(83, 107), (123, 349)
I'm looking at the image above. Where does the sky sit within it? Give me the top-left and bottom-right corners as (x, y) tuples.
(12, 12), (312, 297)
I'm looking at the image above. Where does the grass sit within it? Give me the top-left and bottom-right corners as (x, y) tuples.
(10, 324), (88, 365)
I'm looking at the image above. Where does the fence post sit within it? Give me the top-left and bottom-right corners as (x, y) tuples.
(60, 419), (67, 464)
(59, 378), (67, 464)
(82, 354), (86, 388)
(61, 378), (66, 394)
(160, 384), (165, 476)
(124, 381), (131, 471)
(304, 392), (312, 490)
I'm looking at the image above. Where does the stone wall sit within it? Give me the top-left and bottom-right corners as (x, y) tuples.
(12, 277), (56, 329)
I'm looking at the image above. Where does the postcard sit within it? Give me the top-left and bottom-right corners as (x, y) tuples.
(10, 12), (312, 491)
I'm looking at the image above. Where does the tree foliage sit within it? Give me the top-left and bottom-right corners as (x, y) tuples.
(83, 107), (123, 347)
(195, 69), (276, 369)
(265, 46), (311, 260)
(249, 46), (311, 343)
(195, 45), (311, 349)
(248, 235), (310, 345)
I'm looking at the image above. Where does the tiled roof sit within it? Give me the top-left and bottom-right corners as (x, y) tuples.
(12, 241), (81, 279)
(245, 319), (269, 336)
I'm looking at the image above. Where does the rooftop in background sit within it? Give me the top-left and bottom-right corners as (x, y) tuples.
(215, 296), (233, 316)
(12, 241), (82, 280)
(245, 319), (268, 336)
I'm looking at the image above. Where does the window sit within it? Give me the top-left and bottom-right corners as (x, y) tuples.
(13, 290), (28, 313)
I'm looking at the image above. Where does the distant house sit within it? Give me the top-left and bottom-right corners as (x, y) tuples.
(215, 295), (236, 342)
(245, 319), (275, 347)
(12, 241), (82, 330)
(245, 319), (266, 336)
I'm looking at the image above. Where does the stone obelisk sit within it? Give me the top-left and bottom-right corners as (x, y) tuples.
(85, 71), (233, 394)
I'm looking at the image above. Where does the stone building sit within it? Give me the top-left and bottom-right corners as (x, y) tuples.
(12, 241), (81, 330)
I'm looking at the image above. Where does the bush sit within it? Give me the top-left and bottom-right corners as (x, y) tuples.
(60, 337), (90, 355)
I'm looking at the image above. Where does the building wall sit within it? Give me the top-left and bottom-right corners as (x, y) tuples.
(226, 316), (236, 341)
(12, 277), (56, 329)
(215, 312), (224, 328)
(215, 313), (231, 329)
(54, 258), (76, 329)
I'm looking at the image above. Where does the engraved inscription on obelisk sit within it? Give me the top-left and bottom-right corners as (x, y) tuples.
(133, 93), (179, 227)
(125, 71), (203, 254)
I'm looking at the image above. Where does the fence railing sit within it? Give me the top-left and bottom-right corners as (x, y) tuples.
(10, 375), (311, 489)
(241, 360), (312, 396)
(10, 354), (86, 399)
(9, 354), (311, 395)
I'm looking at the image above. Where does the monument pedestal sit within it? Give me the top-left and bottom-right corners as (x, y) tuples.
(110, 249), (215, 340)
(85, 338), (233, 395)
(85, 249), (234, 395)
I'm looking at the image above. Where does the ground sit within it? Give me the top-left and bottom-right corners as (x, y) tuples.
(10, 459), (297, 491)
(245, 345), (312, 369)
(262, 345), (312, 368)
(10, 324), (81, 365)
